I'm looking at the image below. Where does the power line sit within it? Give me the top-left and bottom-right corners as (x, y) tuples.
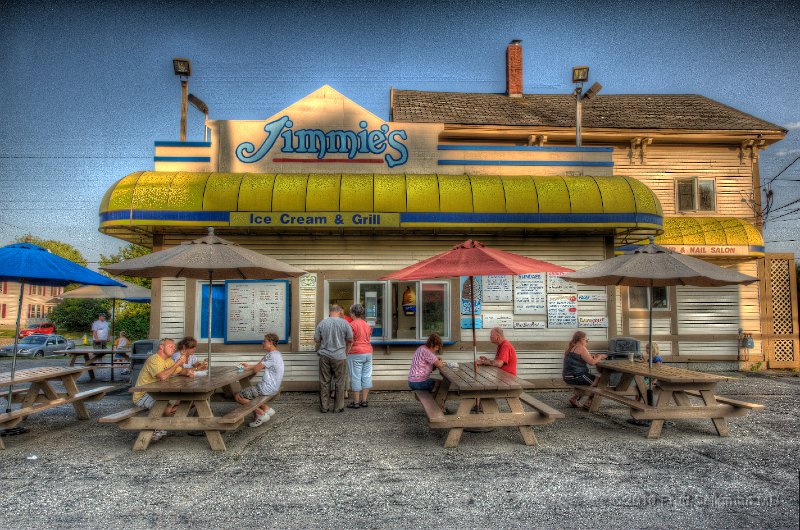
(762, 155), (800, 188)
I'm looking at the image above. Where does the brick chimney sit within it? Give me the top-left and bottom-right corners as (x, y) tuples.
(506, 40), (523, 97)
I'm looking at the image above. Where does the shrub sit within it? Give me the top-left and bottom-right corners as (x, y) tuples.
(50, 299), (110, 332)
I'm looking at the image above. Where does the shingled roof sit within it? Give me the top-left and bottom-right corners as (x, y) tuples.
(391, 91), (785, 132)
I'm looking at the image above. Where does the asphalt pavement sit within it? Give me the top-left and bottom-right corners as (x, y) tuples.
(0, 359), (798, 529)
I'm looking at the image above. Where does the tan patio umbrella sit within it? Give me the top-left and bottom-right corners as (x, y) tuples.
(102, 228), (306, 368)
(563, 237), (757, 402)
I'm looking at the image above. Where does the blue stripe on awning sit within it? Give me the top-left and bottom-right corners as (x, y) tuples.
(437, 160), (614, 167)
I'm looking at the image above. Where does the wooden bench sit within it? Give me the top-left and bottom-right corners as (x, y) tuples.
(219, 393), (277, 425)
(414, 390), (445, 423)
(99, 406), (147, 424)
(518, 393), (566, 419)
(582, 387), (652, 411)
(682, 390), (764, 410)
(0, 386), (113, 424)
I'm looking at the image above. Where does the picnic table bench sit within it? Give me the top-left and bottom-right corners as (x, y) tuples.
(0, 366), (113, 449)
(582, 360), (763, 439)
(55, 348), (131, 382)
(415, 362), (564, 448)
(100, 366), (273, 451)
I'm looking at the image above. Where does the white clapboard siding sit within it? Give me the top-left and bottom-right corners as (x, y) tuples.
(629, 318), (671, 336)
(679, 340), (739, 357)
(159, 279), (186, 338)
(612, 145), (755, 218)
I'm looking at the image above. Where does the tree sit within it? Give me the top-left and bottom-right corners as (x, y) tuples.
(99, 244), (152, 289)
(15, 234), (87, 266)
(50, 299), (110, 332)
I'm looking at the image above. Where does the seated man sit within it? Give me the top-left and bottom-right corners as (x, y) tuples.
(132, 338), (195, 442)
(235, 333), (284, 427)
(477, 327), (518, 375)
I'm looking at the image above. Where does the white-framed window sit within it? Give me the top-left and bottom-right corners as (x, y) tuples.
(676, 177), (715, 212)
(628, 286), (669, 310)
(324, 280), (451, 341)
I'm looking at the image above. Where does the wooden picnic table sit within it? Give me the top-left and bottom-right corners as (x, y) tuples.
(581, 360), (763, 439)
(0, 366), (113, 449)
(55, 348), (131, 382)
(414, 363), (564, 448)
(101, 366), (264, 451)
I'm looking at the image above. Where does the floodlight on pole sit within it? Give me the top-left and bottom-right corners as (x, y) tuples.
(173, 58), (192, 141)
(571, 66), (602, 147)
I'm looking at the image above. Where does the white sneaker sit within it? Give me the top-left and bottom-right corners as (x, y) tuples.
(265, 407), (276, 417)
(151, 430), (167, 442)
(249, 415), (270, 428)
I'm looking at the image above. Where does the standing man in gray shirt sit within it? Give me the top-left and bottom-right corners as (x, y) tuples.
(315, 305), (353, 413)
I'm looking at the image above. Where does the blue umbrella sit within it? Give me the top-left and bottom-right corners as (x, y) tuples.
(0, 243), (123, 413)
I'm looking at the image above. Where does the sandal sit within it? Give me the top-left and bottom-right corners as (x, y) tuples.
(347, 402), (360, 409)
(569, 396), (581, 408)
(360, 401), (368, 408)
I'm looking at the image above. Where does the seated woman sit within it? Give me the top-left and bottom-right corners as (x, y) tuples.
(408, 333), (445, 394)
(562, 331), (607, 409)
(171, 337), (206, 370)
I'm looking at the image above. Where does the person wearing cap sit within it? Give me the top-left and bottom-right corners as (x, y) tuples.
(91, 313), (110, 349)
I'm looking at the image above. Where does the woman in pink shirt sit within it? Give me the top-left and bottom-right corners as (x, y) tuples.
(407, 333), (445, 393)
(347, 304), (373, 409)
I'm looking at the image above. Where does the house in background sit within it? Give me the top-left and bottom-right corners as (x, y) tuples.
(0, 281), (62, 327)
(97, 42), (799, 388)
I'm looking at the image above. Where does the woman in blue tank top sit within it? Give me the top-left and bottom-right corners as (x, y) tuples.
(562, 331), (607, 409)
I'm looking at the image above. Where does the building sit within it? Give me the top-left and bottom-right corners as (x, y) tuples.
(0, 281), (62, 327)
(98, 43), (799, 388)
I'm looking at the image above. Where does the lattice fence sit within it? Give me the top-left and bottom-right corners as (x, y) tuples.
(764, 257), (799, 368)
(769, 260), (794, 335)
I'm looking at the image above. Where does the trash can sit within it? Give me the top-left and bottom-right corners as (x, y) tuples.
(130, 339), (159, 383)
(606, 337), (641, 387)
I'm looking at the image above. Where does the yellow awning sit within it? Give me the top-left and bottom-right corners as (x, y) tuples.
(616, 217), (764, 257)
(99, 172), (663, 244)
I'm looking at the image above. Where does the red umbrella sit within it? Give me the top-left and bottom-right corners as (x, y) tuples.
(382, 240), (573, 372)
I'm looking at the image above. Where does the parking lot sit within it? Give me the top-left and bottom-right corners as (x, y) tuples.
(1, 359), (798, 529)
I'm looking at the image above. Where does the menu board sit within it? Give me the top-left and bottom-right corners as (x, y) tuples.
(226, 280), (289, 343)
(513, 320), (546, 329)
(460, 316), (483, 329)
(514, 273), (547, 314)
(482, 313), (514, 329)
(547, 272), (577, 294)
(483, 275), (513, 302)
(547, 294), (578, 328)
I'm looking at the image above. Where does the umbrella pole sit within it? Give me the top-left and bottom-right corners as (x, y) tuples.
(5, 280), (25, 413)
(647, 285), (654, 406)
(470, 275), (477, 377)
(207, 271), (213, 370)
(110, 298), (116, 383)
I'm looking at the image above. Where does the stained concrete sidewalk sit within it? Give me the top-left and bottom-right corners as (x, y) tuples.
(0, 361), (798, 529)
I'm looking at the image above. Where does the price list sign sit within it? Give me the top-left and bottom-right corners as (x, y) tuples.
(226, 280), (289, 343)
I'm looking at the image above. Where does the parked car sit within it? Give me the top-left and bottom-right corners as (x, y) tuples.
(18, 322), (57, 338)
(0, 334), (75, 358)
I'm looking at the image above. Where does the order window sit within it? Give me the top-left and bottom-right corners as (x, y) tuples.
(676, 177), (715, 212)
(628, 286), (669, 310)
(325, 280), (450, 341)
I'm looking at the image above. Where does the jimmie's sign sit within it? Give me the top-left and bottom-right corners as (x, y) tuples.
(208, 85), (442, 174)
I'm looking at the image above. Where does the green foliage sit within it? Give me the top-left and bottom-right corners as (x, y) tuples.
(50, 299), (110, 332)
(114, 304), (151, 341)
(99, 244), (152, 288)
(15, 234), (87, 267)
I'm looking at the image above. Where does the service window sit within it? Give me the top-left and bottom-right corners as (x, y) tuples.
(629, 286), (669, 310)
(676, 177), (716, 212)
(325, 280), (451, 341)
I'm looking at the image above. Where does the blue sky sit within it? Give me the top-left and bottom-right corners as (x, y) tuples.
(1, 0), (798, 264)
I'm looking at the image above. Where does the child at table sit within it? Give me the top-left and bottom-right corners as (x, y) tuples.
(644, 342), (663, 365)
(235, 333), (284, 428)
